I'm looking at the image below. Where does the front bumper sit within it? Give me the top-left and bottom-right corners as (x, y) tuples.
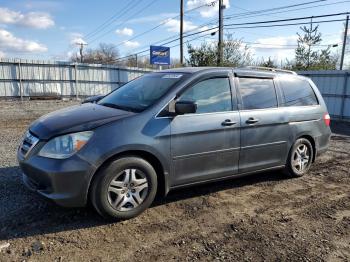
(18, 152), (96, 207)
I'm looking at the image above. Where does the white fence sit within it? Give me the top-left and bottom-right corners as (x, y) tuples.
(298, 70), (350, 120)
(0, 58), (151, 98)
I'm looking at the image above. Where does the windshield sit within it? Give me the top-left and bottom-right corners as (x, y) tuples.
(98, 72), (185, 112)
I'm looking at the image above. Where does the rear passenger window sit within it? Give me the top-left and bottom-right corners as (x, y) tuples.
(238, 78), (277, 110)
(279, 78), (318, 107)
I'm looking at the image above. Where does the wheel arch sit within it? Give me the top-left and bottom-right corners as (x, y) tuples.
(87, 150), (169, 204)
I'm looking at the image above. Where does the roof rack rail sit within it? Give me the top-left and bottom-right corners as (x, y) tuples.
(243, 66), (297, 75)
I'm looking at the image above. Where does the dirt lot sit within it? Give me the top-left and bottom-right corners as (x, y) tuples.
(0, 100), (349, 262)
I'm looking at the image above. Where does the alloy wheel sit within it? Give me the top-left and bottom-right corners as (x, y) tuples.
(107, 168), (149, 211)
(292, 143), (310, 173)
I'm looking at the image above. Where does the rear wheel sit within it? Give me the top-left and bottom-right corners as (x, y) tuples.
(284, 138), (314, 177)
(90, 156), (157, 220)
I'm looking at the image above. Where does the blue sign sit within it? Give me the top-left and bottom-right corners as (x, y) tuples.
(150, 45), (170, 65)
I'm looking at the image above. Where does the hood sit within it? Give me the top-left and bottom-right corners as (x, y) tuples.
(30, 103), (134, 140)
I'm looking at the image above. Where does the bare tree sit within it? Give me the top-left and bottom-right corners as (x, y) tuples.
(186, 34), (252, 67)
(255, 57), (277, 68)
(71, 43), (120, 64)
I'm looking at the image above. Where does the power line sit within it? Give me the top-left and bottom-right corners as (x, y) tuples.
(113, 12), (348, 62)
(86, 0), (320, 56)
(80, 0), (348, 54)
(225, 18), (346, 30)
(66, 0), (143, 58)
(113, 1), (218, 48)
(167, 0), (345, 44)
(114, 31), (219, 63)
(224, 12), (350, 27)
(225, 0), (327, 19)
(225, 0), (350, 21)
(84, 1), (136, 40)
(69, 11), (347, 64)
(242, 41), (340, 48)
(88, 0), (160, 44)
(86, 1), (146, 42)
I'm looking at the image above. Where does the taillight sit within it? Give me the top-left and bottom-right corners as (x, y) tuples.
(323, 113), (330, 126)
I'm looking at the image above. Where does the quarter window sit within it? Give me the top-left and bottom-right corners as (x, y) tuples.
(279, 78), (318, 106)
(178, 77), (232, 113)
(238, 78), (277, 110)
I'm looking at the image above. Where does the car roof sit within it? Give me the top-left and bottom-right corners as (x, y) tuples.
(160, 66), (299, 78)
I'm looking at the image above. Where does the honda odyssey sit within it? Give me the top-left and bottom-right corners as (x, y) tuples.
(17, 67), (331, 220)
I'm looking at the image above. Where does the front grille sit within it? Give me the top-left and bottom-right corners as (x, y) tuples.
(19, 131), (39, 157)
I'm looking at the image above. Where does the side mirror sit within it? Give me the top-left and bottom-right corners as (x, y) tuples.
(82, 95), (105, 104)
(175, 101), (197, 115)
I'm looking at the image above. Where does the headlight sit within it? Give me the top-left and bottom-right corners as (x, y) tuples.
(38, 131), (93, 159)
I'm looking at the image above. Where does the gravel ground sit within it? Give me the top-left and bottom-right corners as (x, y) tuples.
(0, 100), (349, 262)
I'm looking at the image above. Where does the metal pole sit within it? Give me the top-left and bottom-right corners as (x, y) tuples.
(18, 60), (23, 101)
(80, 43), (84, 63)
(75, 63), (78, 100)
(180, 0), (184, 65)
(340, 15), (349, 70)
(218, 0), (224, 66)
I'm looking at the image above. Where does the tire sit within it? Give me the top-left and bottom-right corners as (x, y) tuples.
(284, 138), (314, 177)
(90, 156), (157, 220)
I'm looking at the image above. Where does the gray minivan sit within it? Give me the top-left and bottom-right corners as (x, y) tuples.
(17, 67), (331, 220)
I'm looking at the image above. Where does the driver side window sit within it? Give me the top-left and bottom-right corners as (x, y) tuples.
(178, 77), (232, 114)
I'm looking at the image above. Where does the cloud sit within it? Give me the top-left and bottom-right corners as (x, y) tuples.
(0, 29), (47, 53)
(69, 33), (87, 45)
(251, 35), (298, 50)
(248, 35), (298, 61)
(24, 1), (63, 11)
(187, 0), (230, 18)
(115, 27), (133, 36)
(250, 33), (342, 62)
(0, 50), (5, 58)
(321, 31), (343, 46)
(127, 12), (178, 24)
(164, 18), (198, 33)
(123, 41), (140, 48)
(0, 7), (54, 29)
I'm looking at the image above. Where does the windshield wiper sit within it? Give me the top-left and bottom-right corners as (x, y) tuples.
(99, 102), (140, 113)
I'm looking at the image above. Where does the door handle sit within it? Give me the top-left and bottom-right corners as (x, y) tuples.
(246, 117), (259, 124)
(221, 119), (236, 126)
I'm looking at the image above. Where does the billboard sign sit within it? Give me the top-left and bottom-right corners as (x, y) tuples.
(150, 45), (170, 65)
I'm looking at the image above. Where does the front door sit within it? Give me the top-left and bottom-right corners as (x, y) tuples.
(170, 73), (240, 186)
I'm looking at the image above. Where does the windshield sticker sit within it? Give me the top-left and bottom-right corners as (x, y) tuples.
(162, 74), (183, 79)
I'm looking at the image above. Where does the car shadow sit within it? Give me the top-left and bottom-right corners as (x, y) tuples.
(0, 166), (288, 241)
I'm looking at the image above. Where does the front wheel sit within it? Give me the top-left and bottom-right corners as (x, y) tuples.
(284, 138), (314, 177)
(90, 157), (158, 220)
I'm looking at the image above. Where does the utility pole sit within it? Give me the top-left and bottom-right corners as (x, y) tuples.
(340, 15), (349, 70)
(76, 42), (87, 63)
(218, 0), (224, 66)
(180, 0), (184, 65)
